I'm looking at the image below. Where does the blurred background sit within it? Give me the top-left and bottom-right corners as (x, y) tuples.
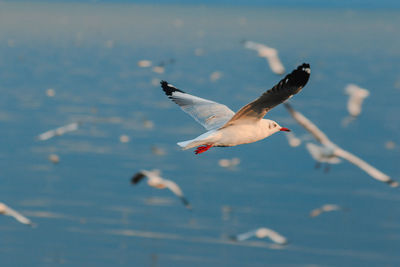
(0, 1), (400, 266)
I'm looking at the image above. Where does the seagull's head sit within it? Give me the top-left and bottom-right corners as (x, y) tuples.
(266, 120), (290, 134)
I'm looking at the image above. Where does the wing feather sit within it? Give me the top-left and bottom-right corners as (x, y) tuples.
(161, 81), (235, 130)
(223, 63), (310, 127)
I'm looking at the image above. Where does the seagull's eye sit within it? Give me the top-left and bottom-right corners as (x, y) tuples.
(273, 123), (277, 127)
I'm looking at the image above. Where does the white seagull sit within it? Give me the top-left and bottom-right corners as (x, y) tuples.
(37, 122), (80, 141)
(342, 84), (370, 126)
(310, 204), (342, 218)
(0, 202), (34, 226)
(231, 227), (288, 245)
(161, 63), (310, 154)
(285, 131), (302, 147)
(345, 84), (370, 118)
(131, 169), (192, 210)
(284, 103), (399, 187)
(243, 41), (285, 75)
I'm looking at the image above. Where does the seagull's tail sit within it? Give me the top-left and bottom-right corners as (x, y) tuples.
(177, 140), (193, 149)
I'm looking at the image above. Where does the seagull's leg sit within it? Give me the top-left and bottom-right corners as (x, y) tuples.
(195, 145), (213, 154)
(314, 162), (321, 169)
(324, 164), (331, 173)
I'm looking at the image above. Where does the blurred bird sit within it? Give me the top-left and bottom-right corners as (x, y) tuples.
(243, 41), (285, 75)
(218, 157), (240, 169)
(131, 170), (192, 210)
(231, 227), (288, 245)
(161, 63), (310, 154)
(0, 202), (34, 226)
(342, 84), (370, 126)
(310, 204), (342, 217)
(284, 103), (399, 187)
(37, 122), (80, 141)
(285, 131), (302, 147)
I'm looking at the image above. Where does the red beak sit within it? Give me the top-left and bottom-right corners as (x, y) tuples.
(280, 127), (291, 132)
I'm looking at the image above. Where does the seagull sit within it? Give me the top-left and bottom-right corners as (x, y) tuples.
(37, 122), (80, 141)
(284, 103), (399, 187)
(345, 84), (370, 117)
(310, 204), (342, 218)
(342, 84), (370, 126)
(161, 63), (310, 154)
(231, 227), (288, 245)
(131, 169), (192, 210)
(285, 131), (302, 147)
(243, 41), (285, 75)
(0, 202), (34, 226)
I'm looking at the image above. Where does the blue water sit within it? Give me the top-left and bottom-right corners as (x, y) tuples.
(1, 2), (400, 266)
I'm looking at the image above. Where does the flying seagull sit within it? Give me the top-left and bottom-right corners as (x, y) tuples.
(161, 63), (310, 154)
(0, 202), (34, 226)
(243, 41), (286, 75)
(37, 122), (80, 141)
(310, 204), (342, 218)
(231, 227), (288, 245)
(131, 169), (192, 209)
(342, 84), (370, 126)
(284, 103), (399, 187)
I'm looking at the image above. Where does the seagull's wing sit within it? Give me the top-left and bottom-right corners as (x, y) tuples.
(264, 51), (285, 75)
(37, 122), (79, 141)
(284, 103), (334, 147)
(222, 63), (310, 127)
(161, 81), (235, 131)
(233, 229), (258, 241)
(243, 40), (267, 52)
(131, 172), (147, 184)
(258, 228), (288, 245)
(163, 180), (192, 209)
(3, 205), (33, 225)
(333, 147), (399, 187)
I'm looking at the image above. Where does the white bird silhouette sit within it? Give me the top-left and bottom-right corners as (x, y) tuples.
(161, 63), (310, 154)
(37, 122), (79, 141)
(131, 170), (192, 209)
(310, 204), (342, 217)
(243, 41), (285, 75)
(284, 103), (399, 187)
(0, 202), (34, 226)
(285, 131), (302, 147)
(231, 227), (288, 245)
(342, 84), (370, 126)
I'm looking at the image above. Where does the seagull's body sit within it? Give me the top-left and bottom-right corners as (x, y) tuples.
(305, 143), (341, 164)
(284, 103), (399, 187)
(231, 227), (288, 245)
(161, 63), (310, 154)
(243, 41), (285, 75)
(131, 169), (191, 209)
(0, 202), (34, 226)
(310, 204), (342, 217)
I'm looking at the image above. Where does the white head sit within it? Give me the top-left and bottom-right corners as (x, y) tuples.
(265, 119), (291, 134)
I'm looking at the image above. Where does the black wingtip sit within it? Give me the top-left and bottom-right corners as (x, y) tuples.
(131, 172), (145, 185)
(160, 80), (184, 96)
(288, 63), (310, 88)
(386, 179), (399, 188)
